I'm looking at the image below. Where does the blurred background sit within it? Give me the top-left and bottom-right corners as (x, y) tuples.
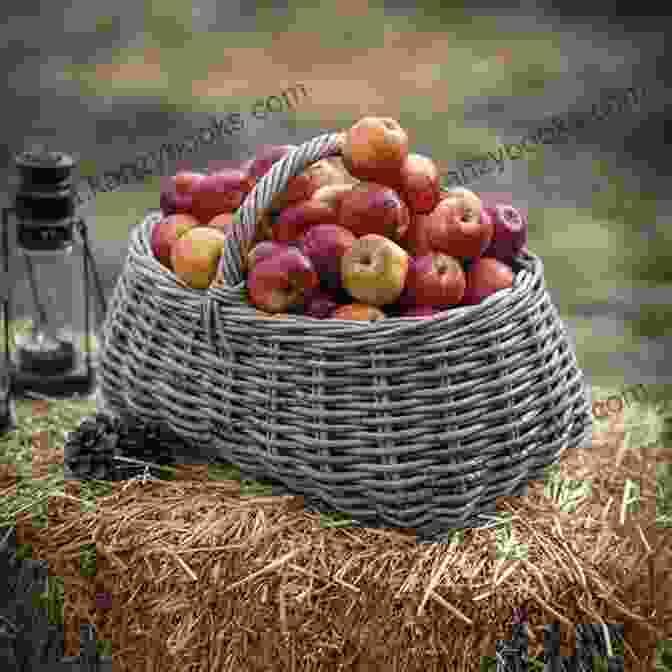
(1, 0), (671, 389)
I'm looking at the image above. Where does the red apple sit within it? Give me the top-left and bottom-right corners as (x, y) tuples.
(253, 309), (295, 319)
(240, 208), (286, 266)
(247, 247), (319, 313)
(402, 252), (466, 308)
(218, 235), (288, 287)
(396, 153), (441, 214)
(151, 213), (200, 269)
(478, 191), (528, 223)
(481, 204), (528, 265)
(204, 158), (257, 194)
(238, 157), (255, 177)
(461, 257), (514, 306)
(331, 303), (386, 321)
(160, 190), (193, 216)
(400, 305), (443, 318)
(426, 188), (492, 260)
(440, 186), (482, 208)
(247, 144), (297, 181)
(245, 240), (293, 273)
(303, 287), (341, 319)
(171, 226), (227, 289)
(207, 157), (254, 175)
(471, 191), (530, 256)
(173, 170), (206, 194)
(337, 182), (410, 242)
(273, 199), (338, 244)
(326, 156), (358, 183)
(207, 212), (236, 233)
(342, 116), (409, 187)
(190, 169), (253, 224)
(400, 188), (472, 256)
(341, 234), (409, 307)
(402, 211), (436, 256)
(270, 159), (346, 211)
(311, 183), (356, 217)
(160, 172), (204, 216)
(299, 224), (357, 293)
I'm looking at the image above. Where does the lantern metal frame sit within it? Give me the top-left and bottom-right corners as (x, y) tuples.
(1, 281), (17, 433)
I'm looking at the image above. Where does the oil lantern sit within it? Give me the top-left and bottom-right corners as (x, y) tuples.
(1, 149), (107, 410)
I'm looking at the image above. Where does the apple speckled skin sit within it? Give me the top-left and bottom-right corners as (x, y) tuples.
(341, 234), (409, 307)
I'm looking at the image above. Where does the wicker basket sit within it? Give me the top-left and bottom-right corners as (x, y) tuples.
(97, 132), (593, 541)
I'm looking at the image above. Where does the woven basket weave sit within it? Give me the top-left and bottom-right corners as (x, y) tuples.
(97, 132), (593, 540)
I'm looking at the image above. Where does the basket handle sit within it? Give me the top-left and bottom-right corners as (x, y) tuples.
(216, 132), (344, 288)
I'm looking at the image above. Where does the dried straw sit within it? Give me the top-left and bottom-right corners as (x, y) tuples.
(6, 414), (667, 672)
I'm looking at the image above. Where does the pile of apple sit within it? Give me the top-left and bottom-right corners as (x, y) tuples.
(152, 116), (528, 320)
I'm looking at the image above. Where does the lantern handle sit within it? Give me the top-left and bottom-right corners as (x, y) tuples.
(1, 207), (17, 432)
(74, 217), (107, 329)
(2, 207), (12, 365)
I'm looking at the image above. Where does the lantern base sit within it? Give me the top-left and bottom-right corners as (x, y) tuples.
(9, 354), (96, 399)
(15, 337), (76, 376)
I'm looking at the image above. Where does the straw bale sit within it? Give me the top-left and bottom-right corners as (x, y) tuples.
(5, 418), (668, 671)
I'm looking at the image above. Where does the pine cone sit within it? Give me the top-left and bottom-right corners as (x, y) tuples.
(64, 413), (181, 482)
(63, 412), (121, 481)
(115, 417), (181, 468)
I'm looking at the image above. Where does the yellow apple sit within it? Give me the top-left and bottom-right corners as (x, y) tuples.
(171, 226), (227, 289)
(341, 234), (409, 307)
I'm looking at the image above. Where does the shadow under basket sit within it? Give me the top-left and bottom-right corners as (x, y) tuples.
(96, 132), (593, 542)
